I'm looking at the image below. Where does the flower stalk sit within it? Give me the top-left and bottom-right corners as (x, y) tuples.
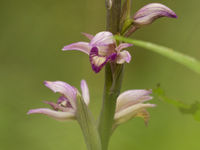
(98, 0), (123, 149)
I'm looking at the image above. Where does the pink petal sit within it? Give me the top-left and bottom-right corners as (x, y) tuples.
(116, 43), (133, 52)
(116, 50), (131, 64)
(80, 80), (90, 105)
(116, 89), (152, 112)
(114, 103), (156, 125)
(90, 31), (115, 47)
(62, 42), (90, 55)
(44, 81), (77, 109)
(82, 32), (94, 40)
(27, 108), (75, 121)
(134, 3), (177, 26)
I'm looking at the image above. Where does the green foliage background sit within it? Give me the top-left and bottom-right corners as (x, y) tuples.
(1, 0), (200, 149)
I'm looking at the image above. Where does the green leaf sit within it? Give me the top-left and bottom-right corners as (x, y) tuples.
(153, 85), (200, 122)
(76, 94), (102, 150)
(115, 36), (200, 75)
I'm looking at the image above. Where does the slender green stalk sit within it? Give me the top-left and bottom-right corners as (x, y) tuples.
(98, 1), (123, 150)
(115, 36), (200, 75)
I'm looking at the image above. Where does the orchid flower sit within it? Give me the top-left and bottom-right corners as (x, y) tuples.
(114, 89), (155, 126)
(62, 31), (133, 73)
(134, 3), (177, 27)
(27, 80), (89, 121)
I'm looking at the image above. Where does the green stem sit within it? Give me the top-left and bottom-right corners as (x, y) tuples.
(98, 1), (122, 149)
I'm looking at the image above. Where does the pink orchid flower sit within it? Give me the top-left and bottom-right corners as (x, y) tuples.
(27, 80), (89, 121)
(62, 31), (133, 73)
(114, 89), (155, 125)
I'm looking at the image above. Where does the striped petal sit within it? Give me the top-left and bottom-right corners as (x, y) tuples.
(44, 81), (77, 109)
(116, 89), (152, 112)
(114, 103), (155, 125)
(134, 3), (177, 26)
(62, 42), (90, 55)
(90, 31), (115, 47)
(116, 43), (133, 52)
(80, 80), (90, 105)
(82, 32), (94, 40)
(116, 50), (131, 64)
(27, 108), (75, 121)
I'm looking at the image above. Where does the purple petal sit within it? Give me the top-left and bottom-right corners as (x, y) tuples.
(116, 89), (153, 112)
(44, 101), (64, 111)
(80, 80), (90, 105)
(90, 31), (115, 47)
(134, 3), (177, 26)
(82, 32), (94, 40)
(57, 96), (68, 104)
(44, 81), (77, 109)
(116, 50), (131, 64)
(116, 43), (133, 52)
(27, 108), (75, 121)
(62, 42), (90, 55)
(89, 47), (117, 73)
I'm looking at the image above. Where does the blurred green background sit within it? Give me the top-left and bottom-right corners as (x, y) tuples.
(1, 0), (200, 150)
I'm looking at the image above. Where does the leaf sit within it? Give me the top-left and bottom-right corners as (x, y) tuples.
(153, 85), (200, 122)
(115, 36), (200, 75)
(76, 94), (102, 150)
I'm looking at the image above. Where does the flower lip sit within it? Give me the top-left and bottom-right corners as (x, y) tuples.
(89, 47), (117, 73)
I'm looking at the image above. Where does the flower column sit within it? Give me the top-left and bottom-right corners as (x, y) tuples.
(98, 0), (123, 150)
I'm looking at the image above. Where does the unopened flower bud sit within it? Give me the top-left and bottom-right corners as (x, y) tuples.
(133, 3), (177, 26)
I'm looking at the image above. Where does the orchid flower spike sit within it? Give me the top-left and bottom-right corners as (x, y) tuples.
(133, 3), (177, 27)
(27, 80), (90, 121)
(62, 31), (133, 73)
(114, 89), (155, 126)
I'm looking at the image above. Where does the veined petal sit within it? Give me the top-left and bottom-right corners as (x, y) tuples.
(89, 47), (117, 73)
(116, 43), (133, 52)
(114, 103), (155, 125)
(27, 108), (75, 121)
(134, 3), (177, 26)
(116, 50), (131, 64)
(80, 80), (90, 105)
(90, 31), (115, 47)
(44, 81), (77, 109)
(62, 42), (90, 55)
(82, 32), (94, 40)
(116, 89), (152, 112)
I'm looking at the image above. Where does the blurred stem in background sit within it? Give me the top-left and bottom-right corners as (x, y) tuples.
(98, 0), (123, 150)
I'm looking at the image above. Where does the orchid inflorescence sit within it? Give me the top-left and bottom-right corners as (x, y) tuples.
(28, 2), (177, 150)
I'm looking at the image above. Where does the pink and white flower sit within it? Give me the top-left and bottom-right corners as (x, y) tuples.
(27, 80), (89, 121)
(114, 89), (155, 125)
(62, 31), (133, 73)
(134, 3), (177, 26)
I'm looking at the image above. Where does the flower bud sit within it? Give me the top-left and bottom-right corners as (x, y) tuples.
(133, 3), (177, 26)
